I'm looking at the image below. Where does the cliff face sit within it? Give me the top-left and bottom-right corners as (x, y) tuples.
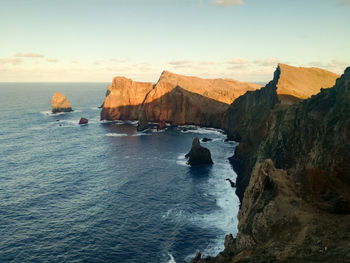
(100, 71), (261, 126)
(51, 91), (72, 113)
(100, 76), (154, 120)
(223, 64), (340, 201)
(188, 68), (350, 263)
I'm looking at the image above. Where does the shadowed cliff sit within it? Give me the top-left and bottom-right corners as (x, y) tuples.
(102, 86), (229, 127)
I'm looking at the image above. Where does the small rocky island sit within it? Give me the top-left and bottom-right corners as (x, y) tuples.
(51, 91), (72, 113)
(185, 137), (213, 166)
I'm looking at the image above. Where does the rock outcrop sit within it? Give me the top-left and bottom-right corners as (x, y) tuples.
(185, 137), (213, 166)
(136, 107), (149, 131)
(79, 117), (88, 124)
(100, 71), (261, 127)
(51, 91), (72, 113)
(187, 67), (350, 263)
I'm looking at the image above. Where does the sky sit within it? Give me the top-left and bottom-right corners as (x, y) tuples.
(0, 0), (349, 82)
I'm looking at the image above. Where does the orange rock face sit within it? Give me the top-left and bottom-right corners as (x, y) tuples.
(100, 71), (261, 126)
(277, 63), (339, 100)
(100, 76), (154, 120)
(51, 91), (72, 113)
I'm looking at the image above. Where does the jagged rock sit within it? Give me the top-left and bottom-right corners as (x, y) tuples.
(137, 107), (149, 131)
(79, 117), (88, 124)
(51, 91), (72, 113)
(185, 137), (213, 166)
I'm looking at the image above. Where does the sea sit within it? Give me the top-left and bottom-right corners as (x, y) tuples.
(0, 83), (240, 263)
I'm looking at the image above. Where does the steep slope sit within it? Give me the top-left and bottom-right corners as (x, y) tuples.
(222, 64), (340, 201)
(277, 63), (339, 100)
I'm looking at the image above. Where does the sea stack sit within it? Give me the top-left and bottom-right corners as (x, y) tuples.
(51, 91), (72, 113)
(79, 117), (88, 124)
(185, 137), (213, 166)
(136, 107), (149, 131)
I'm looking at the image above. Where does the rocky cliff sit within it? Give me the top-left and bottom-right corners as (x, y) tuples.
(100, 71), (261, 126)
(51, 91), (72, 113)
(222, 64), (340, 201)
(187, 67), (350, 262)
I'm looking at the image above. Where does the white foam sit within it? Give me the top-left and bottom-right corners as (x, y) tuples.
(40, 110), (66, 116)
(131, 133), (151, 136)
(105, 133), (128, 137)
(168, 253), (176, 263)
(176, 153), (189, 167)
(180, 127), (225, 136)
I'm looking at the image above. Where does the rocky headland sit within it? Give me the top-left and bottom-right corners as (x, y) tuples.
(51, 91), (72, 113)
(100, 71), (261, 127)
(186, 66), (349, 262)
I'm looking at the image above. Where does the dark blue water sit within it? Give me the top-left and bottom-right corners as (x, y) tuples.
(0, 83), (239, 263)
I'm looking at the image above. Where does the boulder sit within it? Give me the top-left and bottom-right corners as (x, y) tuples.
(157, 120), (166, 130)
(51, 91), (72, 113)
(201, 137), (212, 142)
(185, 137), (213, 166)
(79, 117), (88, 124)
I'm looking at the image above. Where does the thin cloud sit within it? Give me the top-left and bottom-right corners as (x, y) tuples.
(169, 60), (192, 66)
(0, 58), (22, 65)
(47, 58), (59, 63)
(253, 57), (280, 67)
(227, 58), (248, 65)
(213, 0), (244, 6)
(14, 53), (44, 58)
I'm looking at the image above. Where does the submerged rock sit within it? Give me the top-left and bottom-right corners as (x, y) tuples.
(185, 137), (213, 166)
(201, 137), (212, 142)
(51, 91), (72, 113)
(79, 117), (88, 124)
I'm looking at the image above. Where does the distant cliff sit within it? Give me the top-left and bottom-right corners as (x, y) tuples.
(100, 71), (260, 126)
(187, 67), (350, 263)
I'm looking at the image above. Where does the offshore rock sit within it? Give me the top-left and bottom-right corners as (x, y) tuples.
(136, 107), (149, 131)
(51, 91), (72, 113)
(79, 117), (88, 124)
(185, 137), (213, 166)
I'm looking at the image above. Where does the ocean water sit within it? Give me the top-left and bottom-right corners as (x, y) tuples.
(0, 83), (239, 263)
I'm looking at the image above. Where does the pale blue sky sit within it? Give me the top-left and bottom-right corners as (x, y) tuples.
(0, 0), (349, 82)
